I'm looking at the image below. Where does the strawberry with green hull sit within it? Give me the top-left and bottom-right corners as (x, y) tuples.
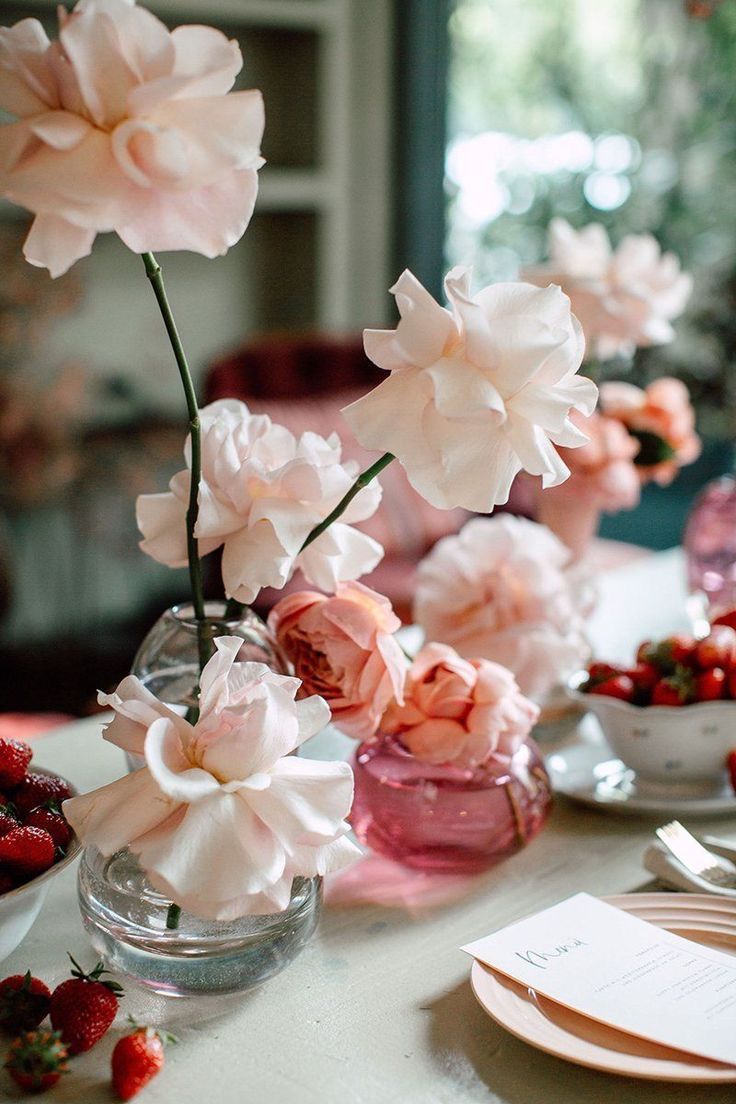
(50, 956), (123, 1055)
(0, 973), (51, 1033)
(5, 1029), (68, 1093)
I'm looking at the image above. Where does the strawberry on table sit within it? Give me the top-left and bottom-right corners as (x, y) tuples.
(695, 666), (727, 701)
(12, 774), (71, 819)
(588, 674), (635, 702)
(5, 1029), (68, 1093)
(0, 828), (55, 879)
(0, 739), (32, 789)
(0, 972), (51, 1033)
(25, 808), (72, 850)
(50, 956), (123, 1055)
(112, 1021), (176, 1101)
(694, 626), (736, 670)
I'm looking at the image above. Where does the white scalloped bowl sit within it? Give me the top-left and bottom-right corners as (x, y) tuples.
(0, 768), (80, 963)
(568, 671), (736, 786)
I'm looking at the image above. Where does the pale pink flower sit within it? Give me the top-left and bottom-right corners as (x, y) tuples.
(136, 399), (384, 604)
(342, 267), (597, 513)
(269, 583), (406, 740)
(381, 642), (538, 768)
(524, 219), (692, 361)
(413, 516), (590, 702)
(600, 377), (701, 485)
(0, 0), (264, 276)
(63, 637), (360, 920)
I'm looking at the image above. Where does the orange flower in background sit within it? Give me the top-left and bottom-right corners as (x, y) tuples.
(600, 377), (701, 486)
(269, 583), (407, 741)
(0, 0), (264, 276)
(381, 642), (539, 768)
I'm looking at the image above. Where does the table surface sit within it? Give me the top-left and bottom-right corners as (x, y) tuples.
(3, 547), (734, 1104)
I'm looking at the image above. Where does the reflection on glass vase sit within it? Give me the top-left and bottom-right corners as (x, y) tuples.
(684, 475), (736, 619)
(349, 733), (552, 873)
(126, 601), (288, 770)
(78, 848), (322, 997)
(84, 601), (322, 995)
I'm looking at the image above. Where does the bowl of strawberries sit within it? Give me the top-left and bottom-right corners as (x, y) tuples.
(569, 626), (736, 788)
(0, 738), (79, 963)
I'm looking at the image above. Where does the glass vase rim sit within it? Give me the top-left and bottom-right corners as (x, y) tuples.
(166, 600), (253, 629)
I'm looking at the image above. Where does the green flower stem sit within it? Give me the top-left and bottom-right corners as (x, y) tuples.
(166, 903), (182, 930)
(141, 252), (209, 679)
(223, 452), (396, 619)
(299, 452), (395, 552)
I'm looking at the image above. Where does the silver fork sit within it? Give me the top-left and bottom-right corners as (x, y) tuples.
(656, 820), (736, 891)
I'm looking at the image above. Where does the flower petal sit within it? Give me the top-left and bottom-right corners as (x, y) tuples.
(145, 716), (219, 803)
(23, 213), (95, 277)
(247, 756), (355, 848)
(62, 767), (176, 855)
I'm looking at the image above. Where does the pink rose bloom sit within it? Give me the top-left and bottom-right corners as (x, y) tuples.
(558, 409), (641, 512)
(269, 582), (407, 740)
(381, 642), (538, 768)
(0, 0), (264, 276)
(342, 267), (597, 513)
(524, 219), (692, 361)
(600, 377), (701, 486)
(137, 399), (384, 604)
(63, 637), (360, 921)
(413, 516), (590, 702)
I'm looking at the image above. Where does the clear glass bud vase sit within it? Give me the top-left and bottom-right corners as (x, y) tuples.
(78, 601), (323, 997)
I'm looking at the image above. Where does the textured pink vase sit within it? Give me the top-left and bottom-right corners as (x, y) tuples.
(684, 476), (736, 617)
(536, 483), (601, 561)
(349, 734), (552, 873)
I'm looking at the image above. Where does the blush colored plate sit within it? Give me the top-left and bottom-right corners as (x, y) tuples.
(470, 893), (736, 1082)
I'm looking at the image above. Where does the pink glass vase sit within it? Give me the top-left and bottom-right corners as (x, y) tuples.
(349, 734), (552, 873)
(684, 476), (736, 617)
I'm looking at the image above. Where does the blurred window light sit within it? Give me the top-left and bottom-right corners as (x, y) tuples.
(583, 171), (632, 210)
(594, 133), (640, 173)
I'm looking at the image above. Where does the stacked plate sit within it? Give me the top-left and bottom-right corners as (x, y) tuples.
(470, 893), (736, 1082)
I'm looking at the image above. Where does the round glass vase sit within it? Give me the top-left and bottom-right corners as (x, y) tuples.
(78, 848), (321, 997)
(83, 600), (322, 996)
(683, 475), (736, 619)
(349, 734), (552, 873)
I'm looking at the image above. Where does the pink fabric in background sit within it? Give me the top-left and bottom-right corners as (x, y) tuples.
(0, 714), (72, 742)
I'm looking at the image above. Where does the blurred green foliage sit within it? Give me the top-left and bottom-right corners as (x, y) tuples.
(446, 0), (736, 438)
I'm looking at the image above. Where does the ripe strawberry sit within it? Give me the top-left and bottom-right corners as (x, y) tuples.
(652, 678), (688, 706)
(728, 750), (736, 794)
(586, 661), (620, 686)
(0, 827), (55, 878)
(25, 807), (71, 849)
(0, 739), (32, 789)
(695, 626), (736, 670)
(0, 807), (19, 839)
(5, 1029), (68, 1093)
(50, 956), (123, 1054)
(0, 972), (51, 1033)
(588, 674), (635, 702)
(652, 634), (697, 672)
(626, 662), (659, 698)
(12, 774), (71, 818)
(112, 1021), (176, 1101)
(695, 666), (727, 701)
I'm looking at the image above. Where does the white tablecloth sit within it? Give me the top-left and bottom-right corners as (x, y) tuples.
(2, 548), (733, 1104)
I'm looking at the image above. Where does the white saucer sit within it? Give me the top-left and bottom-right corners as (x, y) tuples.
(547, 742), (736, 817)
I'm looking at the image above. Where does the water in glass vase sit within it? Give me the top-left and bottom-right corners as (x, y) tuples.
(78, 848), (321, 997)
(349, 734), (552, 873)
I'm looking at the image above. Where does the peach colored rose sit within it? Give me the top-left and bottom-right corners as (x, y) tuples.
(137, 400), (384, 604)
(0, 0), (264, 276)
(414, 516), (590, 703)
(64, 637), (360, 921)
(342, 267), (597, 513)
(600, 377), (701, 486)
(524, 219), (692, 361)
(269, 582), (407, 740)
(381, 642), (539, 768)
(554, 409), (642, 512)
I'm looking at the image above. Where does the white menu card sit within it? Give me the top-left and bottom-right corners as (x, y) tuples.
(463, 893), (736, 1066)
